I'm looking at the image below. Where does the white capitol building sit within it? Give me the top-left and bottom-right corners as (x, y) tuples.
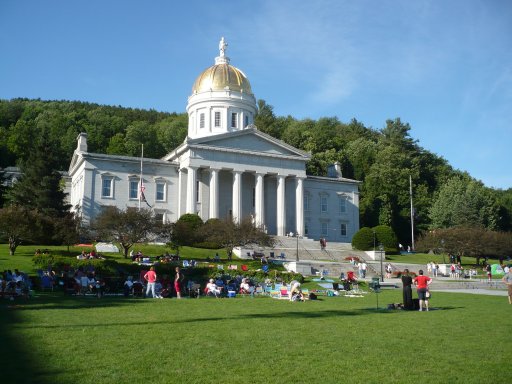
(69, 38), (360, 242)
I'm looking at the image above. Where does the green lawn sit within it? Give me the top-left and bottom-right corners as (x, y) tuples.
(386, 252), (479, 266)
(1, 244), (510, 383)
(1, 289), (510, 384)
(0, 244), (254, 273)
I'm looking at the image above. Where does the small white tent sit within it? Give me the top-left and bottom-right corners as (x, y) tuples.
(95, 242), (119, 253)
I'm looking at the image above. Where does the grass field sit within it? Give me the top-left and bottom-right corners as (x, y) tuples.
(1, 289), (510, 384)
(1, 244), (510, 383)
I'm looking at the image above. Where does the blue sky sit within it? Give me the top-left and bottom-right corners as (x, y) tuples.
(1, 0), (511, 189)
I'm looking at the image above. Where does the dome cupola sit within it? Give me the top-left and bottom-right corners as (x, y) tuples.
(186, 38), (257, 139)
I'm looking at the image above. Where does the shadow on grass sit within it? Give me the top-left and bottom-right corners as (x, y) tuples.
(7, 291), (150, 311)
(0, 303), (59, 384)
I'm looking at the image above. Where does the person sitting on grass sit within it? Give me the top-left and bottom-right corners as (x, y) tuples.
(289, 281), (304, 301)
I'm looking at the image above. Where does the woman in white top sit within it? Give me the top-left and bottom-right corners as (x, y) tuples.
(206, 279), (221, 297)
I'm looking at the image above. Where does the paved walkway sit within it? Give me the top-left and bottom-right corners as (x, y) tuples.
(431, 288), (508, 296)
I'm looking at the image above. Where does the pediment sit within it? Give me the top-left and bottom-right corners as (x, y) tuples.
(187, 128), (309, 158)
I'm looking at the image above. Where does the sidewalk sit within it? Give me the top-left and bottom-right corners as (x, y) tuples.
(431, 288), (508, 296)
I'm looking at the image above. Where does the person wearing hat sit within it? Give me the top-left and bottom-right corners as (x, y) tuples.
(206, 278), (221, 297)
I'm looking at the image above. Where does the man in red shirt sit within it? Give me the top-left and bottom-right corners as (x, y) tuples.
(413, 269), (432, 311)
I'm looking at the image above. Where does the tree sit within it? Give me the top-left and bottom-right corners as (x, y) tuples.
(495, 188), (512, 231)
(124, 120), (165, 158)
(52, 212), (81, 252)
(156, 114), (188, 152)
(6, 129), (70, 218)
(0, 169), (7, 208)
(202, 217), (274, 253)
(255, 99), (280, 138)
(92, 207), (156, 258)
(429, 176), (500, 230)
(416, 226), (512, 265)
(0, 205), (43, 255)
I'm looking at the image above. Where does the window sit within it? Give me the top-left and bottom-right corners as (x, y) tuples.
(129, 180), (139, 199)
(321, 222), (328, 236)
(200, 113), (205, 129)
(252, 187), (255, 207)
(155, 213), (164, 223)
(156, 182), (165, 201)
(196, 180), (200, 203)
(214, 111), (221, 127)
(231, 112), (237, 128)
(101, 177), (113, 198)
(339, 198), (346, 214)
(304, 195), (310, 212)
(340, 223), (347, 237)
(244, 115), (249, 127)
(321, 196), (328, 213)
(304, 221), (309, 236)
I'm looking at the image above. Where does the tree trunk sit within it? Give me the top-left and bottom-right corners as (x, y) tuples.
(121, 243), (130, 258)
(8, 236), (17, 255)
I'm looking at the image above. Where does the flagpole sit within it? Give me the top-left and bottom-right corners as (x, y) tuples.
(409, 175), (415, 251)
(139, 144), (143, 210)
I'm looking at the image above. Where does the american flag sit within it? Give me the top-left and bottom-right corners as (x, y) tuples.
(139, 182), (152, 208)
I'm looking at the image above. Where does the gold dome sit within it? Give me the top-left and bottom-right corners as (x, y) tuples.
(192, 63), (253, 95)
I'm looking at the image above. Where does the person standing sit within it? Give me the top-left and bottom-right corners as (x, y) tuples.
(485, 263), (492, 282)
(144, 267), (158, 299)
(401, 269), (414, 310)
(502, 268), (512, 304)
(174, 266), (182, 299)
(361, 261), (367, 278)
(413, 269), (432, 311)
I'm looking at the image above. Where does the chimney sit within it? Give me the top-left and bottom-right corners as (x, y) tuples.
(327, 162), (343, 178)
(334, 161), (342, 178)
(77, 132), (88, 152)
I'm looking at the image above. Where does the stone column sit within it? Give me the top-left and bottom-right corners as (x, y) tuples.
(232, 170), (242, 224)
(177, 168), (183, 217)
(254, 172), (265, 228)
(276, 174), (286, 236)
(296, 177), (305, 236)
(209, 168), (219, 219)
(186, 166), (198, 214)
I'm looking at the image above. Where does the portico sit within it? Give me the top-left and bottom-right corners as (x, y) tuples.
(177, 152), (306, 237)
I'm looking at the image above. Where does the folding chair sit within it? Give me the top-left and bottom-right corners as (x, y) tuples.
(132, 282), (144, 298)
(40, 275), (54, 291)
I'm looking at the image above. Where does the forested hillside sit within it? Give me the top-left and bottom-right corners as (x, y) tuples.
(1, 98), (511, 242)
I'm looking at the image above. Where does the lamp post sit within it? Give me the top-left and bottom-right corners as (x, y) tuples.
(440, 239), (446, 264)
(379, 243), (384, 282)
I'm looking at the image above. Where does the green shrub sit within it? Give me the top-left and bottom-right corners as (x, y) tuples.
(373, 225), (398, 253)
(351, 227), (375, 250)
(206, 268), (304, 285)
(193, 241), (221, 249)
